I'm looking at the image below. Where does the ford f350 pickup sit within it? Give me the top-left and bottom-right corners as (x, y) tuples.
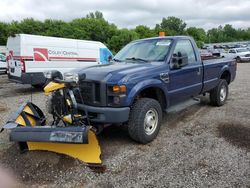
(49, 36), (237, 144)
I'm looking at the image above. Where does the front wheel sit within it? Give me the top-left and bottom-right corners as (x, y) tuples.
(210, 79), (228, 106)
(128, 98), (162, 144)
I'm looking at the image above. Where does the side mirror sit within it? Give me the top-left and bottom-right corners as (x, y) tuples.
(108, 55), (112, 63)
(171, 51), (188, 69)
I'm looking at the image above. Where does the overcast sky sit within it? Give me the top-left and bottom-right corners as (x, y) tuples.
(0, 0), (249, 30)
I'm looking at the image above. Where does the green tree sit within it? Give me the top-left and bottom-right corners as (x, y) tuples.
(223, 24), (237, 42)
(134, 25), (156, 38)
(158, 16), (187, 35)
(18, 18), (44, 35)
(8, 21), (22, 37)
(86, 11), (104, 20)
(70, 17), (117, 43)
(108, 29), (139, 53)
(0, 22), (9, 45)
(186, 27), (206, 47)
(44, 19), (75, 38)
(1, 12), (250, 52)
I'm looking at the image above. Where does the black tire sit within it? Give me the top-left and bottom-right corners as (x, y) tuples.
(32, 80), (48, 88)
(128, 98), (162, 144)
(210, 79), (228, 106)
(236, 57), (241, 63)
(32, 84), (44, 88)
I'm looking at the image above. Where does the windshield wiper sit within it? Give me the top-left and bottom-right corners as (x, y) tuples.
(125, 57), (149, 62)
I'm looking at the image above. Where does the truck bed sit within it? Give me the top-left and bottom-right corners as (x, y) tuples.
(202, 57), (236, 93)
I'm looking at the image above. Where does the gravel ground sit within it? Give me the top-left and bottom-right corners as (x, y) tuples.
(0, 64), (249, 188)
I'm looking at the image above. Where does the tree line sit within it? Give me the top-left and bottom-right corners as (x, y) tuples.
(0, 11), (250, 53)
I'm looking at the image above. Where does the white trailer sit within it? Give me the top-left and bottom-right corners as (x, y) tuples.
(7, 34), (112, 86)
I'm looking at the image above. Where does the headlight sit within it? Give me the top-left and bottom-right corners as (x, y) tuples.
(64, 72), (79, 83)
(44, 71), (53, 79)
(44, 70), (63, 80)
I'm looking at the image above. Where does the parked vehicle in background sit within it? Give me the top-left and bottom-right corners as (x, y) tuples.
(0, 54), (6, 74)
(0, 46), (7, 55)
(199, 49), (213, 60)
(221, 48), (250, 62)
(7, 34), (113, 87)
(209, 49), (221, 57)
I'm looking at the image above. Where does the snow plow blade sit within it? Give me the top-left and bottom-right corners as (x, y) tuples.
(3, 102), (102, 164)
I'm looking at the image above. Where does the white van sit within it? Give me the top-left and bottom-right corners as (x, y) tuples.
(7, 34), (113, 86)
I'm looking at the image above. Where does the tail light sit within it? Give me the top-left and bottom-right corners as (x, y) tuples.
(21, 59), (26, 72)
(6, 57), (10, 73)
(6, 61), (9, 74)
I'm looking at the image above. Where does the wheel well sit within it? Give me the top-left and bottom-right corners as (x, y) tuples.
(135, 87), (166, 110)
(220, 71), (231, 84)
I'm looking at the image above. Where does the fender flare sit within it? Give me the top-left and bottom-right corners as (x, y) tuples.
(219, 65), (231, 79)
(126, 79), (168, 106)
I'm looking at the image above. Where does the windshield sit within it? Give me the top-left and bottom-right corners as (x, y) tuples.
(236, 48), (248, 53)
(0, 54), (6, 62)
(114, 39), (172, 62)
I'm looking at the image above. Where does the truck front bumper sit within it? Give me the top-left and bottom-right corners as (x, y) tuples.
(78, 104), (130, 124)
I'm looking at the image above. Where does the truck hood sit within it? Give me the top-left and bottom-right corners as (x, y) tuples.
(75, 62), (163, 83)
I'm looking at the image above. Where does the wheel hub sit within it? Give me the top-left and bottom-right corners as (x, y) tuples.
(220, 85), (227, 102)
(144, 109), (158, 135)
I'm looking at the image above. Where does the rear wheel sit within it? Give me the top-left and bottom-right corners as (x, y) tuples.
(128, 98), (162, 144)
(236, 56), (241, 63)
(210, 79), (228, 106)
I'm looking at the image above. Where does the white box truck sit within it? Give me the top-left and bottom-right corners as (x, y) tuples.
(6, 34), (113, 86)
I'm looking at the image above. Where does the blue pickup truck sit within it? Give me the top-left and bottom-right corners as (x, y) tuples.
(66, 36), (236, 144)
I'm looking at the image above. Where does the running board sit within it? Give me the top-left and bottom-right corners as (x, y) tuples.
(166, 98), (200, 113)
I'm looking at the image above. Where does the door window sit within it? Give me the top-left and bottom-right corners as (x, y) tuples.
(173, 40), (196, 64)
(0, 54), (6, 62)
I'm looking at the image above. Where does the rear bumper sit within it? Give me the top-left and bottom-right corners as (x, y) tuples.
(0, 68), (6, 73)
(78, 104), (130, 124)
(8, 72), (46, 85)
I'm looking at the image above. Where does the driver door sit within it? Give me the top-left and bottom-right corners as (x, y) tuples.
(168, 39), (203, 105)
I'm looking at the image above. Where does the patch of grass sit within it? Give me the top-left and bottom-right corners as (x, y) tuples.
(218, 123), (250, 151)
